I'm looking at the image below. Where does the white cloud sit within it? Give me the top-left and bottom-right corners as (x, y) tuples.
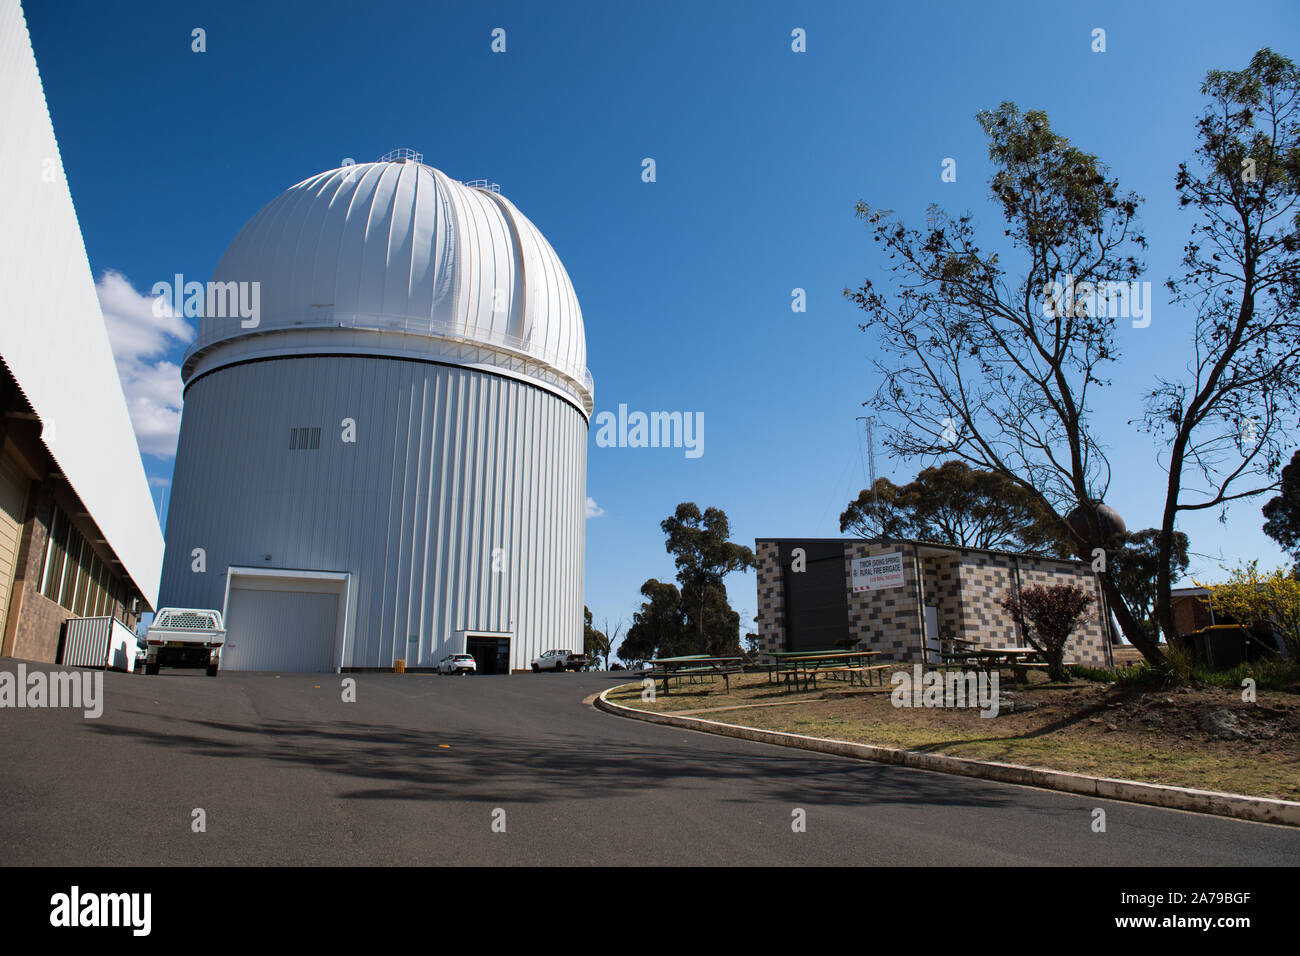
(96, 270), (194, 459)
(586, 496), (605, 519)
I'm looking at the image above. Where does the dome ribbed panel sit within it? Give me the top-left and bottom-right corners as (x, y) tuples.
(193, 159), (590, 409)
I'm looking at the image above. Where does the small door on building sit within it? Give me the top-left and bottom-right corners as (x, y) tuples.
(924, 606), (941, 664)
(466, 636), (511, 675)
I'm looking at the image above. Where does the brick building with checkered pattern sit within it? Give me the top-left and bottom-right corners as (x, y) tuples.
(755, 538), (1113, 667)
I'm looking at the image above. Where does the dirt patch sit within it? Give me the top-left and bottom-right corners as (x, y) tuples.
(838, 681), (1295, 749)
(607, 673), (1300, 801)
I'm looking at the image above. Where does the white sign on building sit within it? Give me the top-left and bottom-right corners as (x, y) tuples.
(851, 552), (905, 592)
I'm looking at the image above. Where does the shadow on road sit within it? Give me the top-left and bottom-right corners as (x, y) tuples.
(88, 708), (1033, 814)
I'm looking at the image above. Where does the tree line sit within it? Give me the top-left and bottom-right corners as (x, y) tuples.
(585, 502), (755, 668)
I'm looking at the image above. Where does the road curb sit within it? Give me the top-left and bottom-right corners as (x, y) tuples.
(595, 685), (1300, 827)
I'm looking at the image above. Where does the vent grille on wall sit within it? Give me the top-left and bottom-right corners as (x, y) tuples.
(289, 427), (322, 450)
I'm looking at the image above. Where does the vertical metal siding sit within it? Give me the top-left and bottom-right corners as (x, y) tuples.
(62, 616), (138, 670)
(161, 356), (585, 671)
(60, 616), (138, 670)
(60, 616), (112, 667)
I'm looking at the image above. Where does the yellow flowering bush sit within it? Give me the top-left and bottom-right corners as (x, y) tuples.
(1196, 562), (1300, 658)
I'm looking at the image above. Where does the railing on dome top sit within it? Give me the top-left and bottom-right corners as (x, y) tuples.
(462, 180), (501, 193)
(379, 148), (423, 163)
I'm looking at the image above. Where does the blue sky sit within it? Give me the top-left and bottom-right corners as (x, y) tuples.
(25, 0), (1300, 649)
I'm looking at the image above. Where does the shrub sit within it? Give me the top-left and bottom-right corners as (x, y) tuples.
(1164, 641), (1197, 685)
(1114, 660), (1176, 689)
(1111, 651), (1300, 692)
(1066, 664), (1123, 683)
(1001, 584), (1095, 682)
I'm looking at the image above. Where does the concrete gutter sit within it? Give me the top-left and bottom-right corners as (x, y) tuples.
(595, 685), (1300, 828)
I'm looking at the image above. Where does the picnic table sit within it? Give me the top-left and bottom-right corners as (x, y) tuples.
(644, 654), (745, 695)
(769, 650), (888, 692)
(940, 646), (1045, 681)
(928, 635), (979, 664)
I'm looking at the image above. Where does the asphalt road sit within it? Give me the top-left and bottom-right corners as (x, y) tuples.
(1, 661), (1297, 865)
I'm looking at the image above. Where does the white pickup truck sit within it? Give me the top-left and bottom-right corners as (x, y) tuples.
(530, 649), (588, 672)
(144, 608), (227, 676)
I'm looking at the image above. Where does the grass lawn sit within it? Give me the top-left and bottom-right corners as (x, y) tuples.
(606, 670), (1300, 801)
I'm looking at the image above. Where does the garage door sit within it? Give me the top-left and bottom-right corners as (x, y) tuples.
(0, 451), (30, 641)
(223, 586), (340, 672)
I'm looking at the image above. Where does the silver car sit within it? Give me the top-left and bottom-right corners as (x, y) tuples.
(438, 653), (477, 675)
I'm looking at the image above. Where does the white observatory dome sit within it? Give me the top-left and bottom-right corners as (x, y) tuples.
(182, 150), (592, 414)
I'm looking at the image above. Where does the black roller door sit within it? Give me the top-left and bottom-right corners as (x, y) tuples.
(781, 541), (850, 652)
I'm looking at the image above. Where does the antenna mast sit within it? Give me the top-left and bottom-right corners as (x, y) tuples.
(856, 416), (880, 539)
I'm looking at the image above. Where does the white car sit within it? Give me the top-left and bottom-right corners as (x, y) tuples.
(531, 649), (584, 672)
(438, 653), (477, 675)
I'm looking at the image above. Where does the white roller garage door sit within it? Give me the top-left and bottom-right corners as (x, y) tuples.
(224, 585), (340, 672)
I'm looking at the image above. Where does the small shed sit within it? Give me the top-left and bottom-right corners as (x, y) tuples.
(755, 537), (1112, 667)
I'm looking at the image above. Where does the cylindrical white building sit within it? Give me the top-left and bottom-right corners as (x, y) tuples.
(159, 151), (591, 673)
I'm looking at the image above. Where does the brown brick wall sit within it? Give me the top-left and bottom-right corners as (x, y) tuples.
(1172, 594), (1214, 634)
(10, 590), (68, 662)
(6, 478), (67, 662)
(2, 469), (141, 664)
(1, 378), (145, 664)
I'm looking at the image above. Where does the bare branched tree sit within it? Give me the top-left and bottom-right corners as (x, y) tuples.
(600, 616), (624, 671)
(1143, 48), (1300, 643)
(849, 52), (1300, 670)
(846, 101), (1162, 662)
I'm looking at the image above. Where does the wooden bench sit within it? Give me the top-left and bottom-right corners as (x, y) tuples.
(676, 665), (743, 685)
(804, 664), (891, 688)
(644, 667), (732, 683)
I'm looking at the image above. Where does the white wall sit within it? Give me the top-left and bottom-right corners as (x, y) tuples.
(160, 357), (586, 670)
(0, 0), (164, 606)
